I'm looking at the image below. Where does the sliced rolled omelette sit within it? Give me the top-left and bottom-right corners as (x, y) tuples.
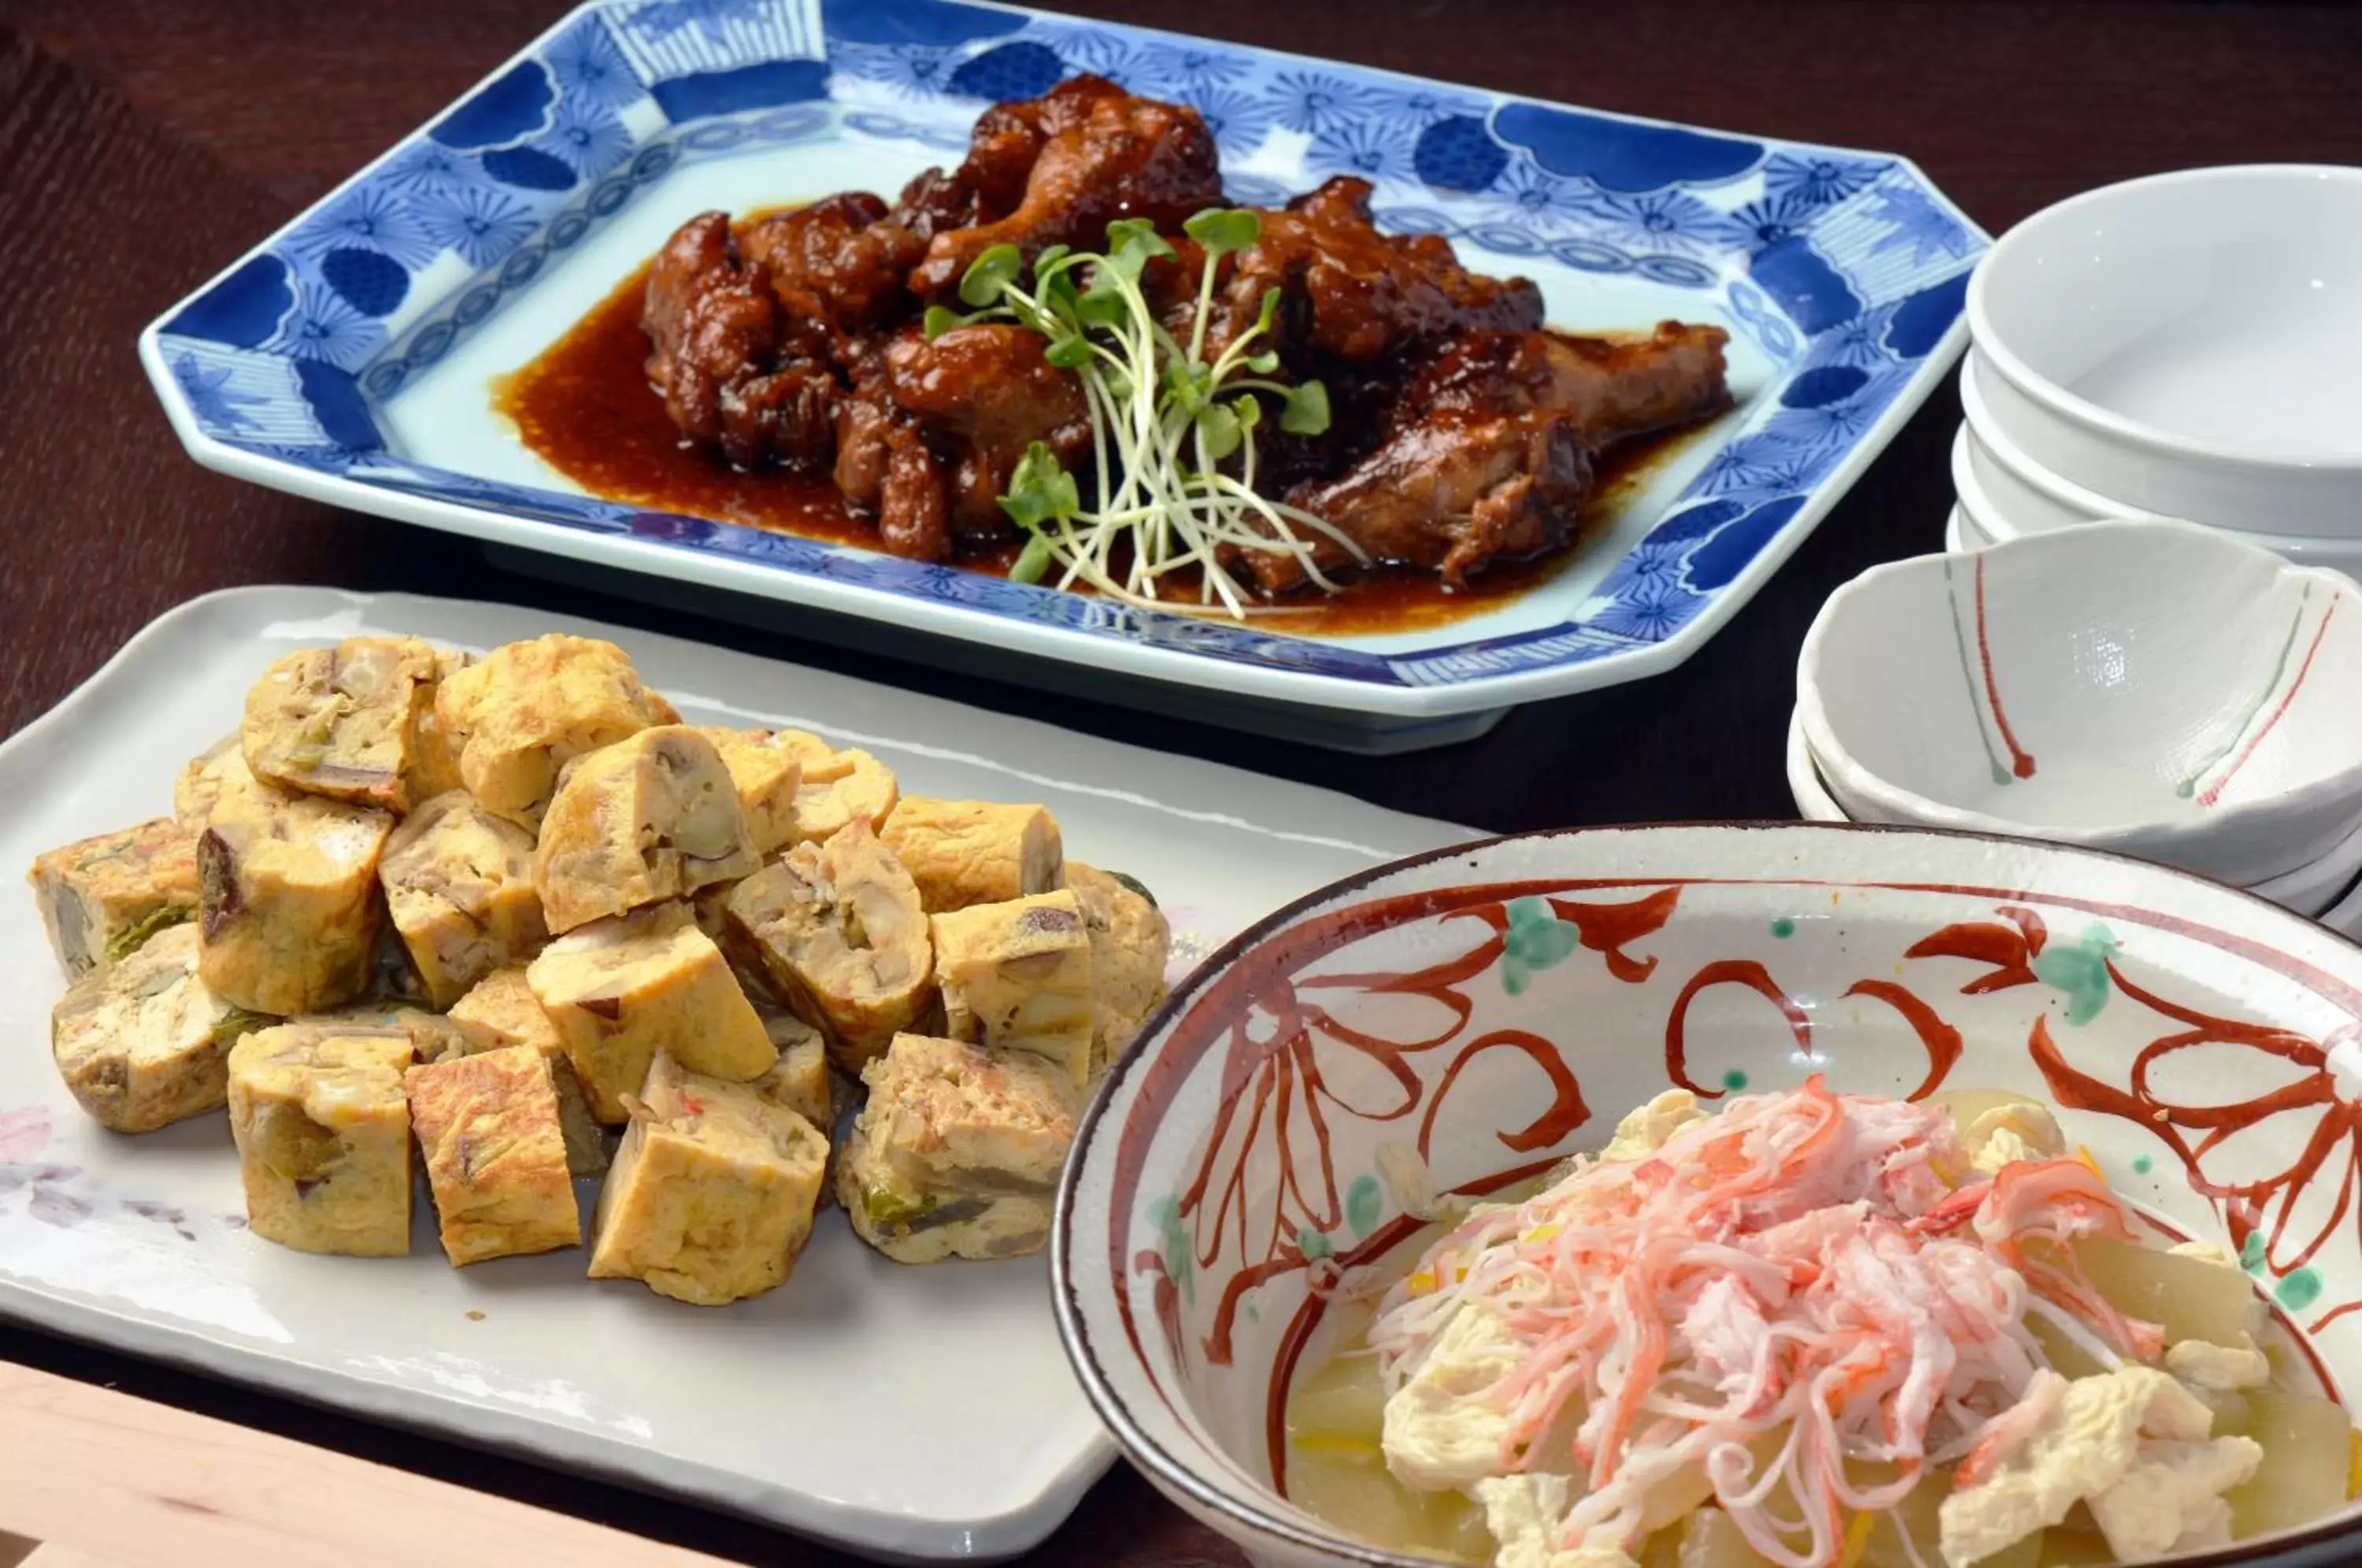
(408, 647), (474, 803)
(306, 1000), (471, 1067)
(173, 734), (243, 828)
(590, 1051), (827, 1306)
(28, 815), (200, 978)
(433, 634), (673, 830)
(880, 797), (1062, 913)
(197, 759), (393, 1015)
(768, 731), (897, 845)
(405, 1045), (581, 1266)
(723, 819), (931, 1074)
(527, 904), (776, 1123)
(747, 1003), (833, 1130)
(240, 637), (439, 812)
(1064, 862), (1172, 1083)
(379, 790), (548, 1007)
(931, 890), (1094, 1089)
(696, 728), (805, 855)
(837, 1031), (1074, 1264)
(447, 966), (609, 1176)
(50, 923), (272, 1132)
(227, 1021), (416, 1256)
(534, 726), (759, 934)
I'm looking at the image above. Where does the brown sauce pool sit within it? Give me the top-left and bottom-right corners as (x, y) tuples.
(492, 260), (1712, 638)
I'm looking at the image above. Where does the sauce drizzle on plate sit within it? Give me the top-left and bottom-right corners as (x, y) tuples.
(493, 258), (1712, 639)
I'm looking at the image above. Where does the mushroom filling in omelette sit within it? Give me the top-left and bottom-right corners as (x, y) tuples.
(1284, 1081), (2358, 1568)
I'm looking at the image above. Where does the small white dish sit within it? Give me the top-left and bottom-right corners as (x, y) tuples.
(0, 586), (1465, 1562)
(1968, 165), (2362, 537)
(1799, 519), (2362, 885)
(1786, 704), (1848, 822)
(2252, 808), (2362, 918)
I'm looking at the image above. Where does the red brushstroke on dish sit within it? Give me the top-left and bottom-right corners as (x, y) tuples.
(2199, 595), (2342, 808)
(1975, 556), (2038, 779)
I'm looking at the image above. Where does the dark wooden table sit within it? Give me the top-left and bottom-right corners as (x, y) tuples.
(2, 2), (2357, 1561)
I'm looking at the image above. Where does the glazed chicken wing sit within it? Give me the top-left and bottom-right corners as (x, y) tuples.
(833, 324), (1091, 560)
(1200, 177), (1545, 368)
(907, 76), (1223, 298)
(1257, 322), (1731, 590)
(738, 191), (924, 338)
(641, 212), (837, 471)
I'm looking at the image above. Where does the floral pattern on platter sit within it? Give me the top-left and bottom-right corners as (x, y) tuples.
(146, 0), (1985, 694)
(0, 1108), (218, 1242)
(1072, 846), (2362, 1531)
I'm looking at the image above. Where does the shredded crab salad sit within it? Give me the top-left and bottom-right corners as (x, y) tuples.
(1359, 1078), (2289, 1568)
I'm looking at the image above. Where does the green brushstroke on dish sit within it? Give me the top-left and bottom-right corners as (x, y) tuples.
(1346, 1174), (1382, 1241)
(2180, 581), (2310, 798)
(1723, 1069), (1749, 1093)
(1943, 557), (2013, 786)
(2031, 923), (2120, 1025)
(1501, 896), (1579, 996)
(1771, 917), (1796, 938)
(1152, 1193), (1195, 1307)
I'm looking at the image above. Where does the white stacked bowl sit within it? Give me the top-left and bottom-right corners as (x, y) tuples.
(1963, 165), (2362, 540)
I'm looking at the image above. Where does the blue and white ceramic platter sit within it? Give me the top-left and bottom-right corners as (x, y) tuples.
(140, 0), (1986, 722)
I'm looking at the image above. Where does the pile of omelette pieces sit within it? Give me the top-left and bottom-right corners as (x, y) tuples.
(27, 633), (1170, 1305)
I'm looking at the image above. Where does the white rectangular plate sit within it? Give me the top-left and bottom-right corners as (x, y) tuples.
(0, 586), (1465, 1561)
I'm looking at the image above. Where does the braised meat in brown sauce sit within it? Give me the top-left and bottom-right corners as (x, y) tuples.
(635, 76), (1731, 596)
(1265, 324), (1731, 590)
(906, 75), (1224, 298)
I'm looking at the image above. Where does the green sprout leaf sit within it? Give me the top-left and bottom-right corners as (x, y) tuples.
(1183, 207), (1261, 257)
(1256, 286), (1283, 334)
(1197, 401), (1243, 463)
(1043, 335), (1094, 370)
(1008, 531), (1057, 584)
(1032, 243), (1071, 278)
(998, 442), (1080, 531)
(1100, 218), (1177, 284)
(1280, 379), (1331, 436)
(922, 305), (967, 341)
(1235, 394), (1263, 431)
(1243, 349), (1280, 375)
(1075, 281), (1129, 331)
(958, 243), (1024, 308)
(1163, 361), (1210, 416)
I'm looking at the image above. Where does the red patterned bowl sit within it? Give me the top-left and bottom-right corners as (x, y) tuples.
(1054, 822), (2362, 1568)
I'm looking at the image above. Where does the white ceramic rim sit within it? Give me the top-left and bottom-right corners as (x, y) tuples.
(1786, 704), (1847, 822)
(1796, 518), (2362, 858)
(1053, 819), (2362, 1568)
(1967, 165), (2362, 475)
(1959, 353), (2171, 523)
(1946, 501), (1988, 551)
(1949, 420), (2027, 544)
(2253, 806), (2362, 913)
